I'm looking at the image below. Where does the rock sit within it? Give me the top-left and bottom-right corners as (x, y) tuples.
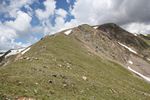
(26, 57), (30, 60)
(34, 89), (38, 94)
(35, 83), (38, 85)
(52, 74), (57, 77)
(48, 80), (53, 84)
(43, 66), (48, 68)
(66, 62), (72, 69)
(80, 90), (84, 93)
(63, 83), (67, 87)
(34, 57), (39, 60)
(109, 88), (117, 94)
(23, 56), (27, 59)
(62, 81), (68, 87)
(60, 75), (67, 79)
(17, 97), (35, 100)
(58, 64), (62, 67)
(18, 81), (22, 84)
(49, 91), (55, 94)
(24, 89), (28, 92)
(82, 76), (87, 81)
(42, 46), (46, 48)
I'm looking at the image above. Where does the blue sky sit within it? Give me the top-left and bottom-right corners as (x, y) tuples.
(0, 0), (150, 50)
(0, 0), (75, 29)
(0, 0), (76, 50)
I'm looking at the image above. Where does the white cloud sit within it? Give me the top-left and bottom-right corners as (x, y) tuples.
(0, 0), (34, 18)
(123, 23), (150, 34)
(35, 1), (69, 34)
(0, 23), (18, 50)
(56, 9), (67, 18)
(66, 0), (71, 4)
(0, 24), (17, 41)
(70, 0), (150, 34)
(5, 11), (32, 32)
(36, 0), (56, 20)
(71, 0), (113, 25)
(0, 1), (39, 50)
(1, 0), (150, 50)
(0, 10), (33, 50)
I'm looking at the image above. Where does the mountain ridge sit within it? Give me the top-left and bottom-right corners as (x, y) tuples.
(0, 23), (150, 100)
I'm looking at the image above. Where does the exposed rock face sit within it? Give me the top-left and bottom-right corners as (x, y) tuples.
(0, 50), (11, 63)
(0, 23), (150, 99)
(98, 23), (149, 50)
(69, 24), (150, 79)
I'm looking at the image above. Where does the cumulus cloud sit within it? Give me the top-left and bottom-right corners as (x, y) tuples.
(35, 0), (56, 20)
(0, 0), (150, 50)
(123, 23), (150, 34)
(5, 11), (32, 32)
(71, 0), (150, 33)
(66, 0), (71, 4)
(56, 9), (68, 18)
(0, 10), (33, 50)
(0, 0), (34, 18)
(0, 23), (22, 50)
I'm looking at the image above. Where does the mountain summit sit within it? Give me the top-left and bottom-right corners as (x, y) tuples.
(0, 23), (150, 100)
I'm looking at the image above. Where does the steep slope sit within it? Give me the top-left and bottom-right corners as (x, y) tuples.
(98, 23), (149, 51)
(71, 24), (129, 64)
(136, 34), (150, 62)
(0, 25), (150, 99)
(138, 34), (150, 46)
(70, 24), (150, 79)
(96, 23), (150, 79)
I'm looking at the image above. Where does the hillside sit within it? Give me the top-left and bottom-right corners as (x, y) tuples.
(138, 34), (150, 46)
(0, 24), (150, 100)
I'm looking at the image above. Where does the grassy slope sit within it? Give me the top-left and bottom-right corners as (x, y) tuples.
(139, 34), (150, 46)
(146, 34), (150, 45)
(0, 34), (150, 99)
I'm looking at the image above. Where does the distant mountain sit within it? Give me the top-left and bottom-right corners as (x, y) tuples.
(98, 23), (149, 50)
(0, 23), (150, 100)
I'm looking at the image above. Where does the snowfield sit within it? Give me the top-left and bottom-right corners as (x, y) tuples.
(21, 47), (31, 55)
(64, 29), (72, 35)
(6, 48), (25, 57)
(118, 42), (137, 54)
(1, 47), (31, 58)
(93, 26), (98, 29)
(128, 60), (133, 64)
(147, 58), (150, 61)
(128, 66), (150, 82)
(0, 54), (4, 57)
(143, 34), (148, 36)
(133, 34), (137, 36)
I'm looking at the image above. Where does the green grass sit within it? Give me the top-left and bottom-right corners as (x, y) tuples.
(0, 34), (150, 100)
(139, 34), (150, 46)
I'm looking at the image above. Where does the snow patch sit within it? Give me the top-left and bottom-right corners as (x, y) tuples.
(128, 66), (150, 82)
(93, 26), (98, 29)
(82, 76), (87, 81)
(0, 54), (4, 57)
(147, 58), (150, 61)
(64, 29), (72, 35)
(128, 60), (133, 64)
(6, 48), (25, 57)
(133, 33), (137, 36)
(143, 34), (148, 36)
(0, 47), (30, 58)
(21, 47), (31, 55)
(118, 42), (137, 54)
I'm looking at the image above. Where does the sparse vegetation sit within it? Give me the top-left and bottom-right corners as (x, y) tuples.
(0, 33), (150, 100)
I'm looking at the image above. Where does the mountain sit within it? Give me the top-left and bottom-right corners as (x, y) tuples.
(0, 23), (150, 100)
(137, 34), (150, 46)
